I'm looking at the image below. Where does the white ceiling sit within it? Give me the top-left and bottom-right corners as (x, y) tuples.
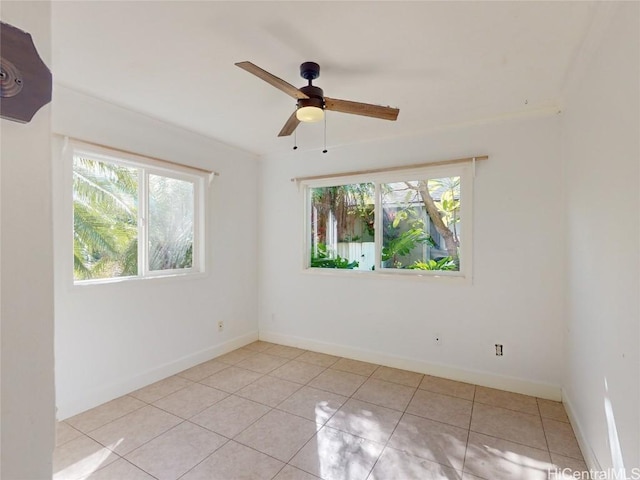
(52, 1), (598, 156)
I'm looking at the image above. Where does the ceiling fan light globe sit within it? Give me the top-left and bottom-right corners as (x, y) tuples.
(296, 106), (324, 123)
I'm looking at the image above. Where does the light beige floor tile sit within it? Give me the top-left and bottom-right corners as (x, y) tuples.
(550, 453), (589, 474)
(470, 403), (546, 450)
(153, 383), (228, 419)
(181, 440), (284, 480)
(309, 368), (368, 397)
(236, 352), (290, 373)
(407, 389), (473, 429)
(190, 394), (271, 438)
(370, 446), (462, 480)
(388, 413), (468, 471)
(56, 421), (83, 447)
(265, 344), (307, 359)
(353, 378), (415, 411)
(58, 344), (581, 480)
(372, 366), (423, 387)
(331, 358), (379, 376)
(273, 464), (321, 480)
(83, 458), (155, 480)
(130, 375), (193, 403)
(53, 435), (119, 480)
(420, 375), (476, 401)
(463, 431), (553, 480)
(88, 405), (182, 456)
(277, 386), (348, 424)
(244, 340), (277, 352)
(199, 365), (262, 393)
(236, 375), (301, 407)
(297, 351), (340, 367)
(125, 421), (227, 480)
(270, 360), (326, 384)
(474, 386), (539, 416)
(542, 417), (583, 460)
(177, 359), (229, 382)
(66, 395), (145, 433)
(326, 398), (402, 444)
(215, 347), (256, 365)
(290, 426), (384, 480)
(537, 399), (569, 423)
(235, 409), (319, 462)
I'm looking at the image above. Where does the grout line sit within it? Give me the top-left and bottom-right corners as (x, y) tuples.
(471, 398), (543, 417)
(174, 436), (232, 479)
(416, 384), (477, 403)
(119, 455), (163, 479)
(466, 426), (552, 453)
(461, 403), (475, 477)
(537, 397), (553, 457)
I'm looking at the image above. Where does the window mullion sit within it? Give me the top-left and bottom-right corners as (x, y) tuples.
(374, 182), (381, 271)
(138, 169), (148, 277)
(193, 178), (202, 271)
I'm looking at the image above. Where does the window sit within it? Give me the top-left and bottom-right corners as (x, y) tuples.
(305, 164), (472, 279)
(72, 144), (205, 283)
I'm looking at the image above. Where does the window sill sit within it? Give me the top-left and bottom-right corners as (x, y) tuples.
(72, 270), (208, 289)
(301, 268), (472, 285)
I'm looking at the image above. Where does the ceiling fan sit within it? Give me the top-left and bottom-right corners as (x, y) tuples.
(235, 61), (400, 137)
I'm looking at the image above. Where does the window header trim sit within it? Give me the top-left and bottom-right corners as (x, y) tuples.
(62, 136), (219, 177)
(290, 155), (487, 184)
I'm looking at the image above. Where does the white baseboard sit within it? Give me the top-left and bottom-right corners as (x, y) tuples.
(562, 388), (601, 471)
(57, 331), (258, 419)
(260, 331), (562, 401)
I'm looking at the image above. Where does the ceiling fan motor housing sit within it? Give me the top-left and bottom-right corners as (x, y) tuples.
(298, 84), (324, 109)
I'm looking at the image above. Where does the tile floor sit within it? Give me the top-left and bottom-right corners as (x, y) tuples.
(54, 341), (588, 480)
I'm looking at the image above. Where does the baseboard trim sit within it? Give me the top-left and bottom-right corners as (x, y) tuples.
(57, 331), (259, 419)
(562, 388), (601, 471)
(260, 331), (562, 401)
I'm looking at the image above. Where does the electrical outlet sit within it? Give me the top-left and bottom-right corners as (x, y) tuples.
(495, 344), (503, 356)
(218, 321), (224, 332)
(434, 334), (442, 346)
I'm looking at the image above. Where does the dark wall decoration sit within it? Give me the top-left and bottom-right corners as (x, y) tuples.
(1, 21), (52, 123)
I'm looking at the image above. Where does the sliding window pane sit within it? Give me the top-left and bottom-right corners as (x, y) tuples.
(310, 183), (375, 270)
(73, 157), (138, 280)
(381, 177), (460, 271)
(148, 174), (194, 271)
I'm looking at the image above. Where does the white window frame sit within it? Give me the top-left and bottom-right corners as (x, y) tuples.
(69, 141), (207, 285)
(302, 163), (473, 282)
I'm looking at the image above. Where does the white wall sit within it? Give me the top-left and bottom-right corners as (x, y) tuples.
(562, 2), (639, 471)
(0, 1), (55, 477)
(53, 86), (260, 418)
(259, 114), (565, 399)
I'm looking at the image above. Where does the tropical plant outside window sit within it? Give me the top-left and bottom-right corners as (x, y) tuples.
(306, 165), (470, 277)
(310, 183), (375, 270)
(73, 150), (202, 283)
(381, 177), (461, 271)
(148, 174), (194, 271)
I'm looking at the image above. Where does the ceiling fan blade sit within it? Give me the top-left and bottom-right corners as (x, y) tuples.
(278, 110), (301, 137)
(324, 97), (399, 121)
(235, 61), (309, 100)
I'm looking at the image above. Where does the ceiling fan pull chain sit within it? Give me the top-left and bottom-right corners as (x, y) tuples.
(293, 128), (298, 150)
(322, 113), (328, 154)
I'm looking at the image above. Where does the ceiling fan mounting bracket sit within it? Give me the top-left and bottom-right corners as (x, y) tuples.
(300, 62), (320, 82)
